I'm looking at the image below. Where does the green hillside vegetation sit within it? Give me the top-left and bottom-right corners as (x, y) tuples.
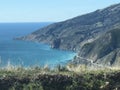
(0, 65), (120, 90)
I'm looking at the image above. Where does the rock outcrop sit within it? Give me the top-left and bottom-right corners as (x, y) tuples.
(78, 29), (120, 66)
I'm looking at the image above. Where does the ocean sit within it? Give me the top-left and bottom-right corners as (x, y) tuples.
(0, 23), (76, 67)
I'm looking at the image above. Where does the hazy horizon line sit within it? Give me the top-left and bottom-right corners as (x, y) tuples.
(0, 21), (55, 23)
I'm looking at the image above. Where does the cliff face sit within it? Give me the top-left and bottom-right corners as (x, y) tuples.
(19, 3), (120, 51)
(78, 28), (120, 66)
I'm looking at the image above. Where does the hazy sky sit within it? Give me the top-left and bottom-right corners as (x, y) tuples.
(0, 0), (120, 22)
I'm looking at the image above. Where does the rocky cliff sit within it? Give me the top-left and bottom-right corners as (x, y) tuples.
(18, 3), (120, 52)
(78, 28), (120, 66)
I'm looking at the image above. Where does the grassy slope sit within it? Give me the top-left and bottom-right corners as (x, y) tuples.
(0, 66), (120, 90)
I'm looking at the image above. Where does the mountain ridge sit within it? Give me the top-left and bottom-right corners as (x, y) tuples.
(18, 3), (120, 66)
(19, 3), (120, 51)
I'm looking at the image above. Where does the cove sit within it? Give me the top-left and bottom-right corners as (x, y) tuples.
(0, 23), (76, 67)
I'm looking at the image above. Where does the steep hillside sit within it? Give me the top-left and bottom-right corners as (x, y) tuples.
(18, 3), (120, 51)
(78, 28), (120, 66)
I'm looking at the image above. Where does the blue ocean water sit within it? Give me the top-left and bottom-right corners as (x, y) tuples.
(0, 23), (76, 67)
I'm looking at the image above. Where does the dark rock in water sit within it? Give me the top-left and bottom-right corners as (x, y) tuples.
(51, 38), (61, 49)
